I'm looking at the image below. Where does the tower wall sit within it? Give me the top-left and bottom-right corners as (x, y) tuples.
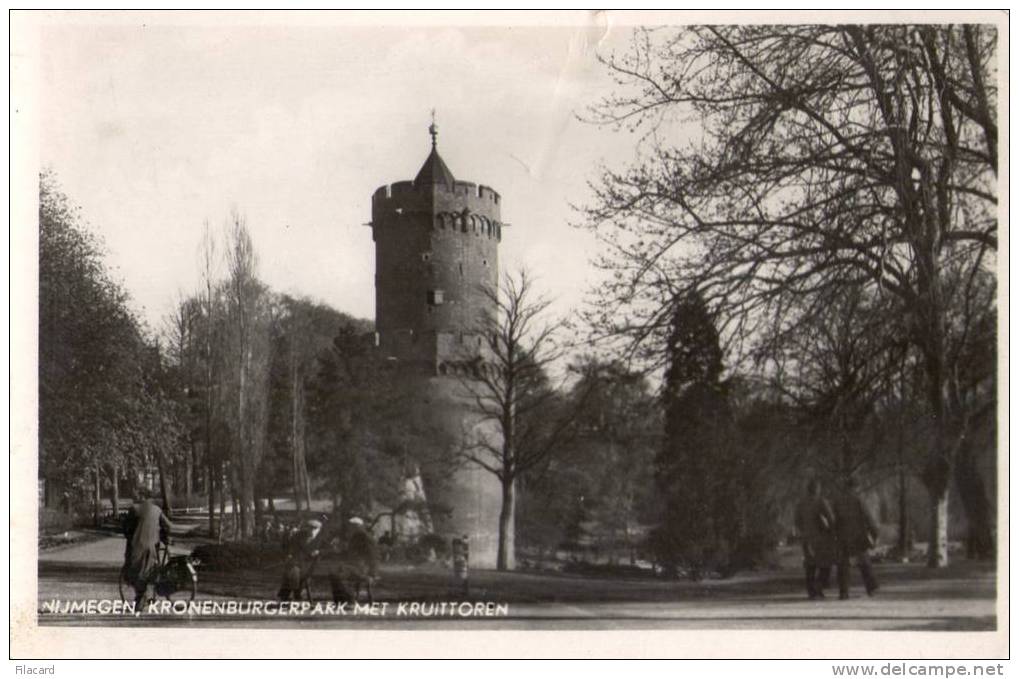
(370, 167), (505, 568)
(404, 375), (503, 568)
(372, 181), (501, 372)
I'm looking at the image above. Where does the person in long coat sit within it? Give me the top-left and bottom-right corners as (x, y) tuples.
(794, 479), (837, 599)
(833, 477), (880, 599)
(123, 493), (172, 607)
(330, 517), (378, 605)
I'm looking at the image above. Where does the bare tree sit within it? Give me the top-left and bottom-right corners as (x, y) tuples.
(579, 25), (997, 566)
(458, 269), (578, 570)
(197, 222), (221, 538)
(273, 296), (328, 515)
(162, 291), (203, 507)
(223, 211), (271, 539)
(288, 310), (312, 515)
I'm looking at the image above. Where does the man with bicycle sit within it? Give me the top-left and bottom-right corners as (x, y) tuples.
(278, 514), (329, 601)
(122, 488), (173, 608)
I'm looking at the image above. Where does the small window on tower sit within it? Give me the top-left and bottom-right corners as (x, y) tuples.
(421, 252), (432, 262)
(427, 289), (444, 306)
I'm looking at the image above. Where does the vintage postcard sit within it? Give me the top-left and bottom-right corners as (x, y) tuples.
(9, 9), (1008, 659)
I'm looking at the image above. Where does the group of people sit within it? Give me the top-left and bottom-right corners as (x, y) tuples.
(795, 477), (880, 600)
(119, 493), (379, 607)
(277, 513), (379, 605)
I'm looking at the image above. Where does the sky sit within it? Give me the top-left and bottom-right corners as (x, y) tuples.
(27, 12), (647, 332)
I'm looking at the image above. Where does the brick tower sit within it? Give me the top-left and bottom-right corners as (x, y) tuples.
(370, 122), (503, 567)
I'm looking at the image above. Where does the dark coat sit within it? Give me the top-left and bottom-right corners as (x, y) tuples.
(125, 500), (170, 584)
(834, 490), (879, 555)
(344, 526), (378, 579)
(795, 495), (837, 567)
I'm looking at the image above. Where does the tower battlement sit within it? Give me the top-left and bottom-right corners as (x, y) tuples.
(373, 180), (500, 204)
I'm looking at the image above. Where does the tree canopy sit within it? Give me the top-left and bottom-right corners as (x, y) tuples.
(578, 24), (998, 566)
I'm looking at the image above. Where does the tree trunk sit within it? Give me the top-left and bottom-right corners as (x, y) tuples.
(302, 456), (313, 514)
(93, 462), (102, 528)
(955, 442), (995, 559)
(233, 452), (251, 540)
(241, 476), (254, 539)
(231, 493), (240, 540)
(897, 465), (911, 560)
(496, 477), (516, 571)
(185, 440), (194, 509)
(920, 329), (951, 568)
(237, 463), (250, 539)
(927, 489), (949, 567)
(292, 450), (303, 515)
(218, 463), (227, 541)
(291, 365), (303, 514)
(110, 463), (120, 517)
(208, 454), (217, 539)
(253, 483), (264, 530)
(154, 446), (173, 517)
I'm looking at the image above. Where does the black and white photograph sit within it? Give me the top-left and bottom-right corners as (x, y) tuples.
(9, 10), (1007, 659)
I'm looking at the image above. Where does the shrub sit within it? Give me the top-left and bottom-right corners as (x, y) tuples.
(417, 533), (450, 559)
(39, 507), (74, 535)
(190, 542), (284, 572)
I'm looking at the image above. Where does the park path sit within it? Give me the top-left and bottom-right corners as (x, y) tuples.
(37, 535), (997, 631)
(39, 535), (124, 566)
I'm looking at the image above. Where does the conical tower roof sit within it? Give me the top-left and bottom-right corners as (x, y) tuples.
(414, 115), (455, 187)
(414, 146), (455, 187)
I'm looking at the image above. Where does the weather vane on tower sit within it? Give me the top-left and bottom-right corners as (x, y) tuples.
(429, 109), (438, 148)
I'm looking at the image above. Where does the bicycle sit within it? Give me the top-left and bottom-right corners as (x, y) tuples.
(279, 549), (319, 602)
(119, 540), (199, 605)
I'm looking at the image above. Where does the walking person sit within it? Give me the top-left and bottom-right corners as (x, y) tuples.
(834, 476), (880, 600)
(329, 517), (378, 605)
(122, 488), (172, 608)
(794, 479), (837, 599)
(451, 534), (470, 597)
